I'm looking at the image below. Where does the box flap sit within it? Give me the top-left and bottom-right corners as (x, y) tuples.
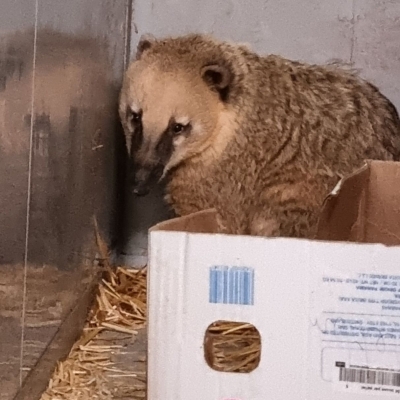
(149, 208), (220, 234)
(317, 160), (400, 246)
(363, 160), (400, 245)
(316, 162), (369, 242)
(150, 161), (400, 246)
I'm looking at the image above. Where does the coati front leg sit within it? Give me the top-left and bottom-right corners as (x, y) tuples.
(249, 176), (338, 239)
(249, 204), (320, 239)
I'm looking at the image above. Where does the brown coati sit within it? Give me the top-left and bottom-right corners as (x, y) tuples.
(119, 33), (400, 239)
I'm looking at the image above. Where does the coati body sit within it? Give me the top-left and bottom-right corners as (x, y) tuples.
(119, 33), (400, 239)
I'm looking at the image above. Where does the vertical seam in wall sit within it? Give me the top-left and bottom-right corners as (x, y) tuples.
(350, 0), (356, 64)
(20, 0), (39, 387)
(123, 0), (133, 70)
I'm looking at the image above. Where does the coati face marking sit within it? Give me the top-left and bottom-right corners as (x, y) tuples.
(119, 34), (234, 196)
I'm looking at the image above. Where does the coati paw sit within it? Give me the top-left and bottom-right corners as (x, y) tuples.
(250, 217), (281, 237)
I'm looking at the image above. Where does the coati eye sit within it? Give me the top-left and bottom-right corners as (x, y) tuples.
(126, 107), (141, 128)
(129, 111), (141, 123)
(172, 123), (185, 135)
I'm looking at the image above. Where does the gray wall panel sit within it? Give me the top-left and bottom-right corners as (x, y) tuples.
(131, 0), (354, 63)
(353, 0), (400, 111)
(0, 1), (130, 398)
(0, 2), (36, 398)
(0, 0), (34, 35)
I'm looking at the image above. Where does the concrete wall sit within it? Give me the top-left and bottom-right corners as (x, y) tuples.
(121, 0), (400, 265)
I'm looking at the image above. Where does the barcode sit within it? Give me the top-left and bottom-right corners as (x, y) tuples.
(339, 367), (400, 387)
(209, 266), (254, 305)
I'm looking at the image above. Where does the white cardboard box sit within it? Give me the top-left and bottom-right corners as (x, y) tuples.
(148, 160), (400, 400)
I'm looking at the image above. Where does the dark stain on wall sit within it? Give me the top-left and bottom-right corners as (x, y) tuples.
(0, 28), (127, 268)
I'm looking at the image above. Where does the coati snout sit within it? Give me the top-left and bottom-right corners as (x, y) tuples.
(120, 40), (230, 198)
(129, 164), (152, 196)
(126, 105), (196, 197)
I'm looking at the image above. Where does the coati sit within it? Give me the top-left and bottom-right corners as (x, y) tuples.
(119, 33), (400, 239)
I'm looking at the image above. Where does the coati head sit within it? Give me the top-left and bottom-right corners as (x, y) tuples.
(119, 33), (240, 196)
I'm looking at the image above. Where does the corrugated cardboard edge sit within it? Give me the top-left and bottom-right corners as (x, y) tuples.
(362, 160), (400, 245)
(150, 208), (220, 234)
(316, 161), (372, 242)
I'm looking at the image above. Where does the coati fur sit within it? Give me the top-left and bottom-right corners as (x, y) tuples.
(119, 33), (400, 239)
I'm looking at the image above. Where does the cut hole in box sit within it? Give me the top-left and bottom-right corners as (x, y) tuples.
(204, 320), (261, 373)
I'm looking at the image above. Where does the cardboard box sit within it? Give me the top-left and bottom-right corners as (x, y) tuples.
(148, 160), (400, 400)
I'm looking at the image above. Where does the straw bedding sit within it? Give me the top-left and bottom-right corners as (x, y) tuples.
(40, 266), (147, 400)
(40, 229), (260, 399)
(205, 321), (261, 373)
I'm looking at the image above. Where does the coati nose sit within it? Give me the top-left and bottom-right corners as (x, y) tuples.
(132, 182), (150, 197)
(130, 165), (152, 197)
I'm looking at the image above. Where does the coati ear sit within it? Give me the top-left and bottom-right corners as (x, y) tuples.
(136, 34), (156, 60)
(201, 63), (233, 101)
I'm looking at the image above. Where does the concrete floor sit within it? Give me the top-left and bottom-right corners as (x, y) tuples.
(0, 264), (93, 400)
(96, 328), (147, 399)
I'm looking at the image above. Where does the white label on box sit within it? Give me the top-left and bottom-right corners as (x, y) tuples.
(322, 346), (400, 396)
(312, 269), (400, 396)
